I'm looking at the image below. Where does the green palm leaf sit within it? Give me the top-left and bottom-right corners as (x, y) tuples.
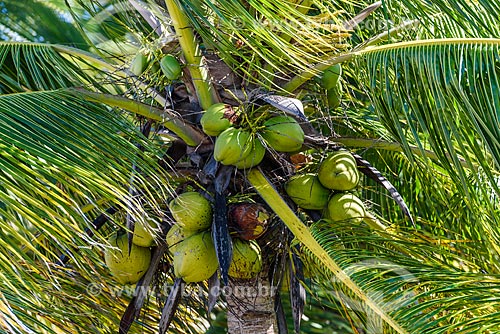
(392, 0), (500, 39)
(0, 89), (208, 333)
(358, 39), (500, 209)
(0, 0), (89, 49)
(0, 42), (123, 94)
(303, 219), (500, 333)
(0, 88), (171, 258)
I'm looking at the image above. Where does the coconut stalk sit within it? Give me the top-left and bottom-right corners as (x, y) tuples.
(163, 0), (216, 109)
(73, 88), (205, 146)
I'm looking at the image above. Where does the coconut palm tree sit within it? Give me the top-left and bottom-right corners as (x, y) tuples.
(1, 0), (499, 333)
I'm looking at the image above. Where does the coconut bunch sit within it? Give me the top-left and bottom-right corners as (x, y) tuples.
(201, 103), (305, 169)
(129, 52), (182, 83)
(285, 150), (368, 225)
(165, 191), (272, 282)
(103, 203), (167, 284)
(101, 47), (365, 291)
(103, 188), (272, 285)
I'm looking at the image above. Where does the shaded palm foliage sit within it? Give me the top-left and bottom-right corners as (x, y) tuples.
(0, 0), (89, 48)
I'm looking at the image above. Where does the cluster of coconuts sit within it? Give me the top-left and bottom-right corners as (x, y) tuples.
(103, 61), (346, 285)
(285, 150), (367, 224)
(103, 191), (270, 285)
(200, 103), (305, 169)
(165, 192), (270, 283)
(130, 52), (182, 81)
(166, 192), (219, 283)
(104, 218), (161, 284)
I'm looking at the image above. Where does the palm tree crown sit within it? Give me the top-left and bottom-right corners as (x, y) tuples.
(0, 0), (499, 333)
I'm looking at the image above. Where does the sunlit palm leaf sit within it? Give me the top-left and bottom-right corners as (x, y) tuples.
(0, 89), (174, 332)
(177, 0), (352, 88)
(0, 41), (126, 94)
(391, 0), (500, 39)
(69, 0), (153, 56)
(0, 37), (211, 334)
(0, 88), (171, 244)
(303, 220), (500, 333)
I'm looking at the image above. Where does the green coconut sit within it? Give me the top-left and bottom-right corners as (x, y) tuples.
(104, 232), (152, 285)
(166, 223), (199, 255)
(172, 231), (219, 283)
(318, 150), (360, 191)
(168, 192), (212, 231)
(200, 103), (238, 136)
(132, 219), (159, 248)
(160, 54), (182, 81)
(233, 136), (266, 169)
(261, 116), (304, 152)
(214, 127), (253, 165)
(130, 53), (148, 76)
(321, 63), (342, 90)
(285, 173), (331, 210)
(325, 193), (366, 223)
(228, 239), (262, 279)
(327, 82), (343, 109)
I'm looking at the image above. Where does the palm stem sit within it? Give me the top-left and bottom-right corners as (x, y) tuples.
(334, 137), (470, 169)
(73, 88), (206, 146)
(164, 0), (216, 109)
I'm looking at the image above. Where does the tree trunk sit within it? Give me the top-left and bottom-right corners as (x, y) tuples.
(226, 276), (277, 334)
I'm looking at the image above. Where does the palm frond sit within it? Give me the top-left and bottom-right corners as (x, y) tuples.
(302, 219), (500, 333)
(0, 88), (172, 255)
(0, 41), (126, 94)
(176, 0), (354, 88)
(357, 39), (500, 214)
(390, 0), (500, 39)
(0, 0), (89, 49)
(0, 42), (210, 331)
(335, 39), (500, 271)
(247, 168), (409, 334)
(0, 41), (171, 115)
(67, 0), (184, 60)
